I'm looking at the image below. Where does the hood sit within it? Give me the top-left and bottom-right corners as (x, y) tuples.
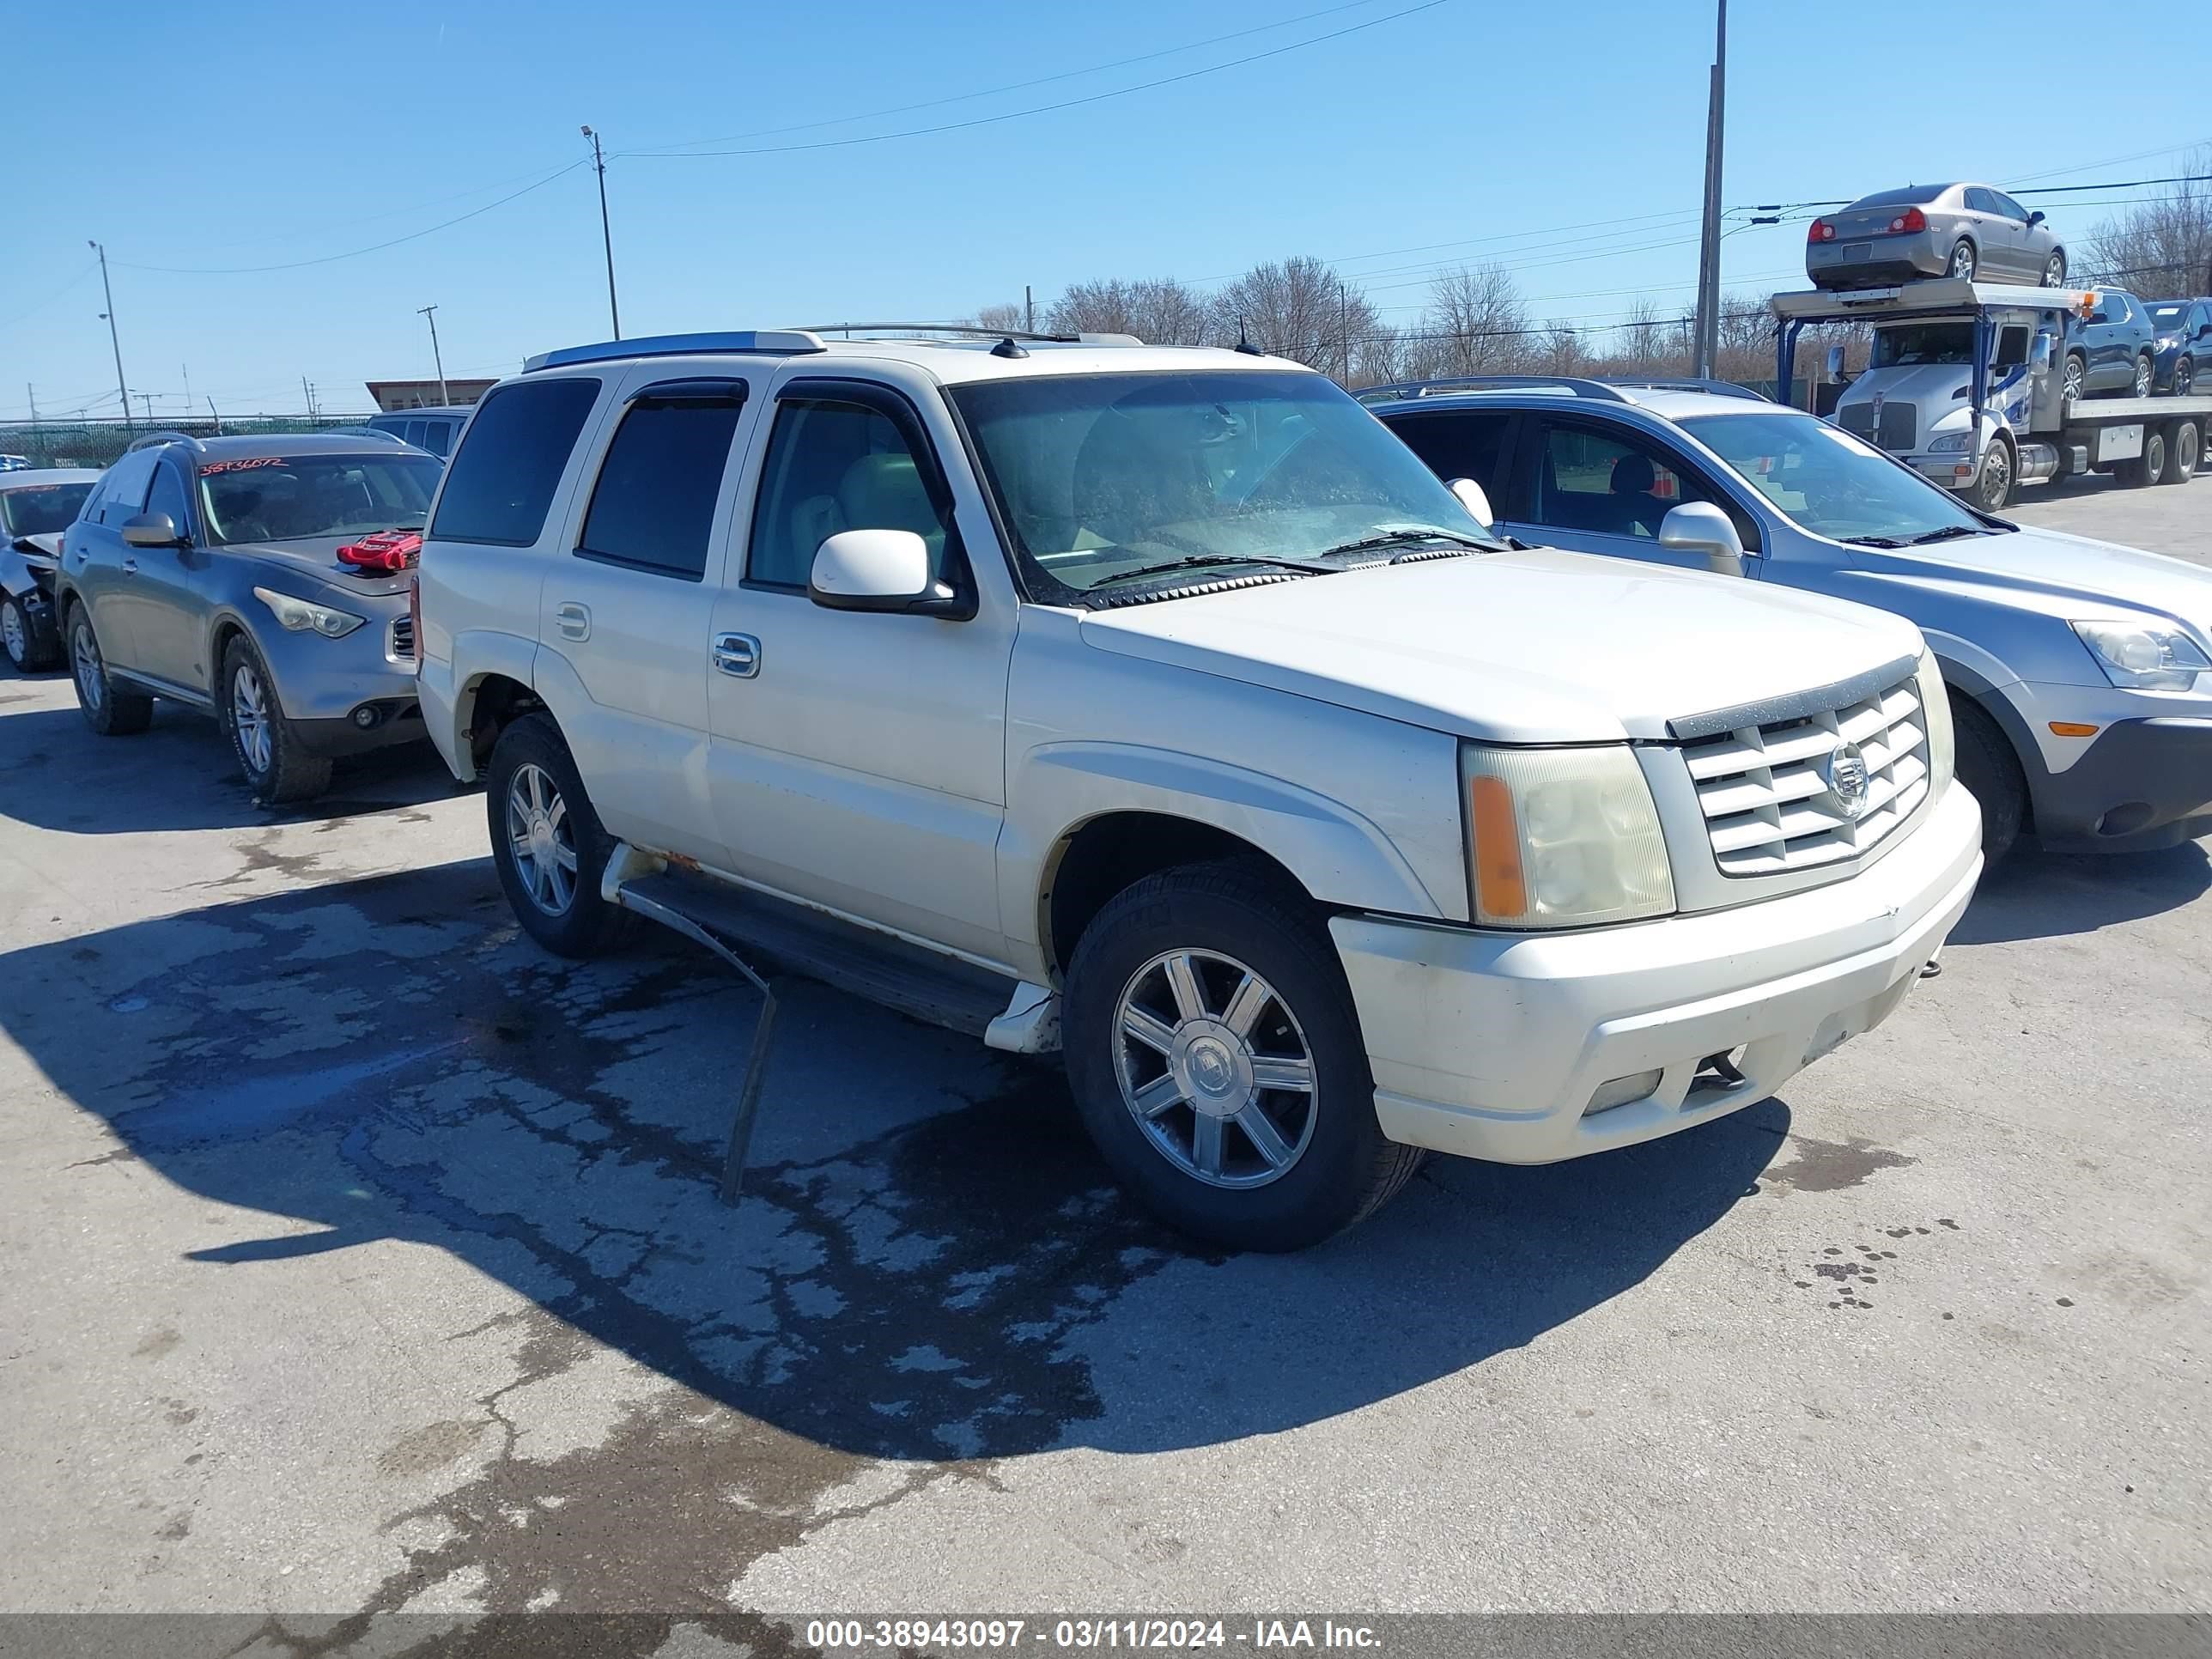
(226, 536), (415, 603)
(1078, 549), (1923, 744)
(1846, 525), (2212, 641)
(1840, 363), (1971, 410)
(10, 531), (63, 565)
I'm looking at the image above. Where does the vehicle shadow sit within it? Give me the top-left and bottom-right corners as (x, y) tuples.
(4, 860), (1788, 1463)
(0, 703), (464, 833)
(1950, 839), (2212, 945)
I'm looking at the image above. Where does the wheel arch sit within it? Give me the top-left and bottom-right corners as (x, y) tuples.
(458, 669), (546, 775)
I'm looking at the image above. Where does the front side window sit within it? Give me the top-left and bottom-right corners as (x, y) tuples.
(143, 462), (192, 535)
(95, 452), (157, 523)
(1683, 410), (1991, 546)
(0, 481), (94, 536)
(747, 398), (946, 590)
(431, 376), (601, 546)
(578, 395), (745, 581)
(196, 454), (441, 544)
(1992, 191), (2030, 221)
(1533, 421), (1723, 541)
(1382, 410), (1514, 503)
(947, 369), (1491, 599)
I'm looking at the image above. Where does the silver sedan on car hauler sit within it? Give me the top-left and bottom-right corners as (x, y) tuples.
(1807, 183), (2067, 289)
(53, 433), (441, 801)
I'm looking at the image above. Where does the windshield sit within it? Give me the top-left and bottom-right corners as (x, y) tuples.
(2147, 303), (2191, 331)
(1682, 411), (1990, 544)
(1872, 323), (1974, 368)
(0, 482), (94, 537)
(946, 370), (1492, 599)
(196, 453), (441, 545)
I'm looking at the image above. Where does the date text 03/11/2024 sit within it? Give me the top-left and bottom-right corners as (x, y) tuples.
(802, 1619), (1383, 1650)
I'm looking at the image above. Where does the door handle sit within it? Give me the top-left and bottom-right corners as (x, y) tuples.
(555, 601), (591, 641)
(121, 559), (138, 575)
(713, 632), (760, 678)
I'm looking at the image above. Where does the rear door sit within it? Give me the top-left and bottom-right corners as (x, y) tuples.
(1499, 413), (1762, 576)
(536, 367), (755, 866)
(64, 448), (159, 672)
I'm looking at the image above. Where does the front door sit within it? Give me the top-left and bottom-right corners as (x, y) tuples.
(535, 368), (755, 866)
(704, 375), (1015, 965)
(1498, 415), (1763, 576)
(127, 456), (215, 694)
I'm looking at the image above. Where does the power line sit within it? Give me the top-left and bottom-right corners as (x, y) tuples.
(114, 160), (589, 276)
(623, 0), (1392, 155)
(624, 0), (1451, 160)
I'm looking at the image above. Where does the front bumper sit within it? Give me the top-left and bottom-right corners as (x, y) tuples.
(2030, 714), (2212, 853)
(258, 612), (424, 754)
(1331, 782), (1983, 1164)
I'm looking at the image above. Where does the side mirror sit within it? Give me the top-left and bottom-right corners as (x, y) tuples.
(120, 512), (185, 549)
(808, 528), (948, 614)
(1445, 477), (1492, 526)
(2028, 210), (2046, 227)
(2032, 331), (2055, 371)
(1824, 344), (1847, 382)
(1657, 502), (1746, 577)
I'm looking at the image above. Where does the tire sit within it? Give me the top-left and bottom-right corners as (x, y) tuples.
(2042, 249), (2066, 287)
(1949, 692), (2024, 864)
(2117, 426), (2167, 489)
(1947, 238), (1977, 281)
(66, 605), (152, 736)
(1060, 858), (1423, 1252)
(484, 712), (633, 959)
(2061, 353), (2086, 417)
(2, 592), (58, 672)
(2133, 353), (2154, 399)
(1975, 435), (2014, 512)
(2158, 419), (2199, 486)
(219, 635), (331, 804)
(2173, 356), (2195, 398)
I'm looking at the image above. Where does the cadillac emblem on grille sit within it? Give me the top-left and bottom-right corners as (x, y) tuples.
(1821, 742), (1873, 818)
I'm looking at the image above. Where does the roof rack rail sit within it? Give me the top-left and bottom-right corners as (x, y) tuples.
(125, 429), (205, 453)
(524, 331), (830, 373)
(1361, 374), (1766, 404)
(1597, 376), (1767, 401)
(794, 321), (1146, 345)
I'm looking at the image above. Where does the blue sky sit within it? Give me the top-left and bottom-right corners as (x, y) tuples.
(3, 0), (2205, 419)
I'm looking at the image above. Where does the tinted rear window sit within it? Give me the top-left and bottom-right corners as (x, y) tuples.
(430, 378), (601, 545)
(576, 396), (745, 580)
(1846, 185), (1945, 210)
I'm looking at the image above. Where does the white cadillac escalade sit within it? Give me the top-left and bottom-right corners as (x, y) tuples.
(412, 328), (1982, 1250)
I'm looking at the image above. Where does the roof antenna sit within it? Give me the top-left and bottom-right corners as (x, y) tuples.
(1234, 315), (1263, 356)
(990, 336), (1030, 359)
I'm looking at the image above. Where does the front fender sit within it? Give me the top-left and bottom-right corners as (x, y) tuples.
(1000, 741), (1457, 958)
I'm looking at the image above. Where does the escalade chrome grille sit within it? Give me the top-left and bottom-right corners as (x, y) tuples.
(388, 616), (416, 662)
(1679, 672), (1929, 877)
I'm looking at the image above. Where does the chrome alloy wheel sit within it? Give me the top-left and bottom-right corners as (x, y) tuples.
(2, 602), (25, 666)
(73, 623), (103, 711)
(1112, 948), (1317, 1189)
(230, 661), (273, 775)
(506, 762), (577, 915)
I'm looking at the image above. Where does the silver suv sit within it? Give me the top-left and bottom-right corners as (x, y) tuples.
(55, 433), (442, 800)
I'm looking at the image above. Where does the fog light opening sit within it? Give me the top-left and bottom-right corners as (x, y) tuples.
(1583, 1069), (1664, 1117)
(351, 703), (384, 731)
(1691, 1048), (1748, 1091)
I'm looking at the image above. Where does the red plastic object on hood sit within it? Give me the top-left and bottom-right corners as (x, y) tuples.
(336, 529), (423, 574)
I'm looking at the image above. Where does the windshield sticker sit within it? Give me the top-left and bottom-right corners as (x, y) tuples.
(198, 457), (287, 476)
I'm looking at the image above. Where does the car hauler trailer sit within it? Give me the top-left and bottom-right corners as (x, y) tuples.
(1772, 279), (2212, 510)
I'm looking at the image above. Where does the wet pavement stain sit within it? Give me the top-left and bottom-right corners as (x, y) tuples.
(1761, 1133), (1916, 1194)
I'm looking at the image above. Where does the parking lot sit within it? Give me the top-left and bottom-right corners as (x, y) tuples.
(1, 481), (2207, 1641)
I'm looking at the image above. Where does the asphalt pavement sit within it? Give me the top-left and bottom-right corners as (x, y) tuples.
(1, 481), (2206, 1647)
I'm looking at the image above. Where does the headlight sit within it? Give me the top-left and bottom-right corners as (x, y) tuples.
(252, 586), (365, 639)
(1462, 743), (1674, 928)
(1913, 650), (1954, 796)
(1926, 432), (1975, 453)
(2070, 618), (2211, 690)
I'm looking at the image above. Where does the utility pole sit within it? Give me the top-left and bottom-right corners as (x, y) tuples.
(207, 397), (222, 435)
(302, 377), (317, 419)
(136, 392), (155, 425)
(88, 241), (130, 430)
(181, 365), (192, 427)
(1690, 0), (1727, 380)
(1340, 279), (1352, 386)
(419, 304), (449, 404)
(581, 126), (621, 339)
(1024, 285), (1034, 333)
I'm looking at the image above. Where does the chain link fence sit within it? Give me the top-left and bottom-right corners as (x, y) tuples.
(0, 415), (377, 472)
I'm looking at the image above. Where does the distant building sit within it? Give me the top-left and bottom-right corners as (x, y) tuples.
(366, 379), (498, 412)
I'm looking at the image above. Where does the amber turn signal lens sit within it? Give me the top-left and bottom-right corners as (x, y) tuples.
(2048, 721), (2100, 738)
(1468, 775), (1528, 921)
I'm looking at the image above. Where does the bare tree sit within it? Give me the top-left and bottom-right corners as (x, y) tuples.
(2085, 149), (2212, 298)
(1416, 264), (1531, 376)
(1539, 320), (1583, 376)
(969, 301), (1024, 334)
(1044, 276), (1211, 344)
(1617, 297), (1673, 374)
(1209, 257), (1380, 379)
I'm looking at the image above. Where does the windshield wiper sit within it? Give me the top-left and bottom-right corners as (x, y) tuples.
(1316, 527), (1500, 561)
(1909, 525), (1984, 544)
(1842, 535), (1906, 548)
(1087, 554), (1334, 590)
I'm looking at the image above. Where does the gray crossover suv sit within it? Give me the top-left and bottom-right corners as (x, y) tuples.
(56, 433), (441, 800)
